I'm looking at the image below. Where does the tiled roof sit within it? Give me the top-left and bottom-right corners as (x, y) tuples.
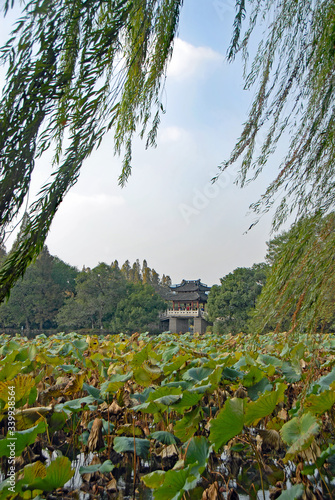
(170, 279), (211, 293)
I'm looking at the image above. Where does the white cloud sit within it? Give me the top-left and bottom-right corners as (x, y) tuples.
(158, 126), (190, 143)
(167, 38), (222, 81)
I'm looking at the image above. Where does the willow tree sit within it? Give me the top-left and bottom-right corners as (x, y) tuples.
(217, 0), (335, 332)
(0, 0), (183, 301)
(250, 213), (335, 333)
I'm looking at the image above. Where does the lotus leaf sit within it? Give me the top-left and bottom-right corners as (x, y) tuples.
(244, 383), (286, 426)
(209, 398), (245, 452)
(281, 413), (320, 461)
(113, 436), (150, 458)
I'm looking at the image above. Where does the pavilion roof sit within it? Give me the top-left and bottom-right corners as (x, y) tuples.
(170, 279), (211, 293)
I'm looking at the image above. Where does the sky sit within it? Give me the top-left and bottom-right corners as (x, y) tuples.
(1, 1), (287, 286)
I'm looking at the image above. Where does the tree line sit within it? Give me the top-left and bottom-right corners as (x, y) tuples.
(0, 247), (170, 335)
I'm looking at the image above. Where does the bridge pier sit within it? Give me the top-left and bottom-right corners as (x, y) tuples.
(169, 317), (189, 334)
(193, 317), (208, 334)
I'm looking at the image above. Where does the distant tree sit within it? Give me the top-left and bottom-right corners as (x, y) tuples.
(111, 260), (120, 272)
(0, 246), (62, 332)
(51, 256), (78, 295)
(161, 274), (172, 288)
(129, 259), (142, 283)
(121, 260), (131, 281)
(111, 283), (166, 334)
(57, 262), (127, 330)
(207, 263), (268, 335)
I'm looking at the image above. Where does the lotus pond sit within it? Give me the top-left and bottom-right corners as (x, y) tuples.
(0, 331), (335, 500)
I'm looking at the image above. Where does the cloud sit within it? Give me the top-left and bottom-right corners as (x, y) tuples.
(60, 192), (125, 212)
(158, 126), (190, 144)
(167, 38), (222, 81)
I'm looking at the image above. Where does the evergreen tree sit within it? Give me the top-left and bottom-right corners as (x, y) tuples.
(57, 262), (127, 330)
(111, 283), (166, 334)
(207, 263), (268, 335)
(0, 246), (63, 332)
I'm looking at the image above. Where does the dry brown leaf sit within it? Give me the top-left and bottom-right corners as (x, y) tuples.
(108, 400), (122, 414)
(87, 418), (105, 452)
(201, 481), (224, 500)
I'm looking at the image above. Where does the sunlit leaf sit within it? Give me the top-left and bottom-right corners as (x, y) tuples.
(281, 413), (320, 461)
(276, 484), (304, 499)
(304, 386), (335, 415)
(29, 456), (74, 491)
(245, 383), (286, 426)
(142, 470), (166, 489)
(209, 398), (245, 451)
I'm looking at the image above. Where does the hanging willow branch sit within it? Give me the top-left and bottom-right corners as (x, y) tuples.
(219, 0), (335, 230)
(0, 0), (183, 301)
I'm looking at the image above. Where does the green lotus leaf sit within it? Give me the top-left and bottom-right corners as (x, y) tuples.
(185, 436), (212, 474)
(0, 361), (24, 382)
(245, 383), (286, 426)
(113, 436), (150, 458)
(209, 398), (245, 452)
(304, 386), (335, 415)
(162, 345), (180, 363)
(311, 367), (335, 393)
(163, 355), (190, 376)
(100, 372), (133, 395)
(142, 470), (166, 489)
(174, 407), (202, 442)
(29, 456), (74, 491)
(171, 391), (202, 413)
(247, 377), (273, 401)
(147, 386), (182, 402)
(152, 465), (198, 500)
(276, 484), (304, 499)
(257, 353), (282, 368)
(133, 366), (159, 387)
(282, 362), (301, 383)
(221, 366), (242, 381)
(151, 431), (178, 445)
(281, 413), (320, 461)
(183, 367), (212, 383)
(0, 420), (46, 457)
(243, 365), (265, 387)
(79, 459), (114, 474)
(54, 395), (97, 413)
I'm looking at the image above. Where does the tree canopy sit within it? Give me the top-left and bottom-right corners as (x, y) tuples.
(207, 263), (267, 334)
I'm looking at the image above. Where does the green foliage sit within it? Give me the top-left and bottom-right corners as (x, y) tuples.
(280, 413), (320, 462)
(111, 283), (166, 333)
(207, 263), (268, 334)
(252, 214), (335, 333)
(57, 262), (127, 330)
(220, 1), (335, 334)
(1, 331), (335, 497)
(222, 0), (335, 230)
(113, 436), (150, 459)
(0, 0), (183, 299)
